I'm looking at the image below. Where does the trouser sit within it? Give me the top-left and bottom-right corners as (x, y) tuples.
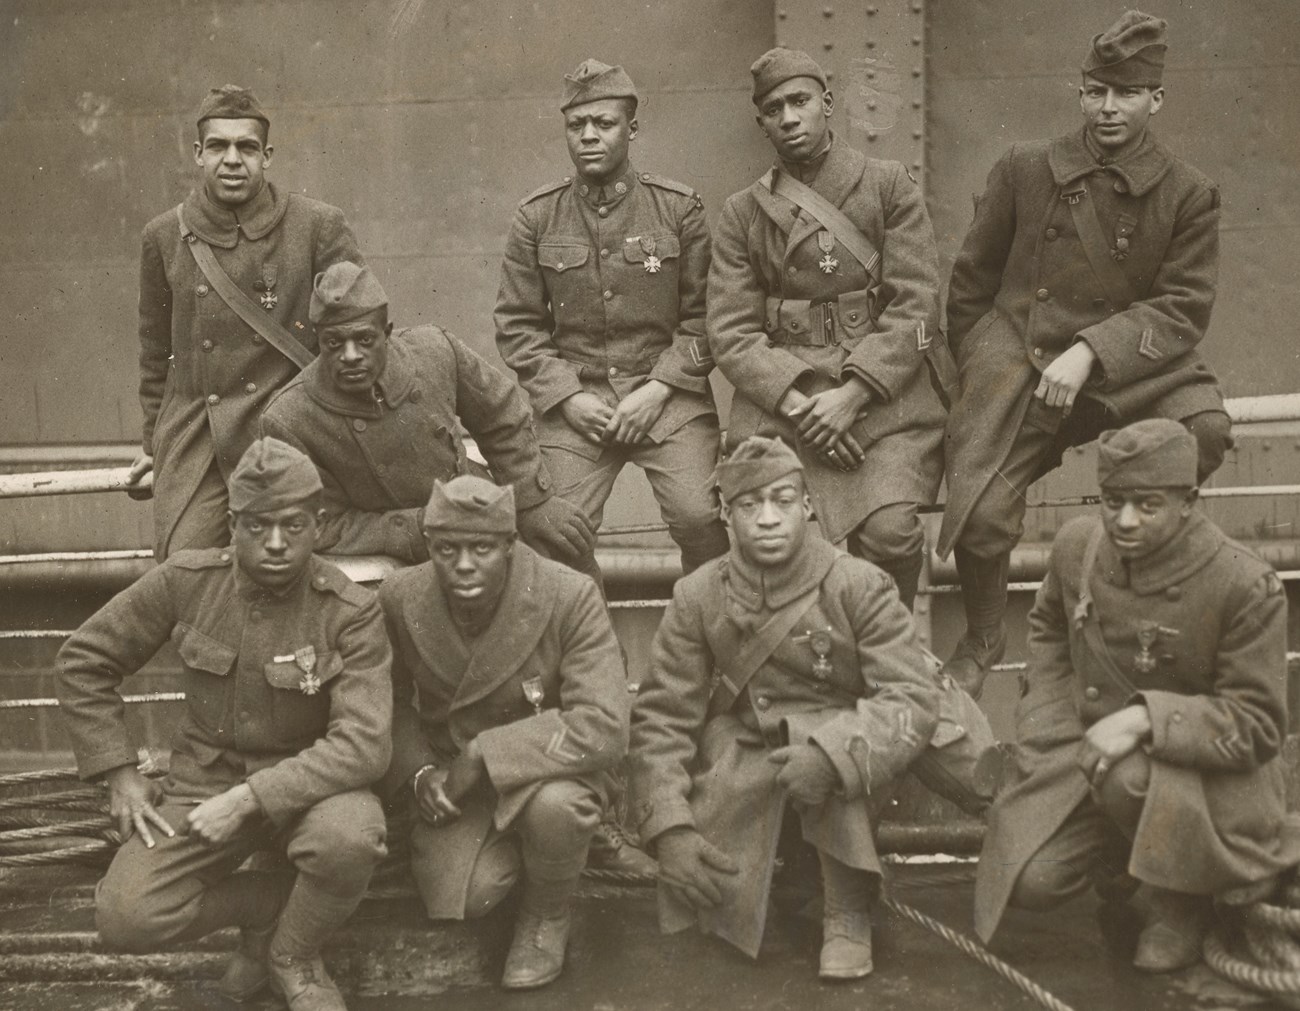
(95, 789), (386, 953)
(542, 415), (729, 575)
(847, 502), (926, 610)
(959, 397), (1232, 560)
(1009, 751), (1152, 912)
(156, 455), (231, 560)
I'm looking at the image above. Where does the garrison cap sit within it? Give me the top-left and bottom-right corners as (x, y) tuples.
(228, 437), (322, 514)
(423, 476), (517, 534)
(561, 59), (638, 112)
(310, 261), (388, 329)
(1082, 10), (1167, 88)
(196, 84), (270, 129)
(1097, 419), (1198, 490)
(717, 436), (804, 503)
(750, 47), (828, 105)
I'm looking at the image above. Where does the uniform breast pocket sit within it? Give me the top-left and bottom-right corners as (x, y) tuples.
(622, 233), (681, 310)
(263, 650), (345, 743)
(538, 241), (591, 311)
(173, 623), (237, 728)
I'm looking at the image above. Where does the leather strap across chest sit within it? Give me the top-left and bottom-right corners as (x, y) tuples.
(769, 171), (882, 285)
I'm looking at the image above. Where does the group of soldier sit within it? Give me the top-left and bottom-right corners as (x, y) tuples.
(50, 8), (1300, 1010)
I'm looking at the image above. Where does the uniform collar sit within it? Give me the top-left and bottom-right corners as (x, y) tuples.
(778, 132), (834, 185)
(1048, 128), (1172, 197)
(302, 329), (416, 418)
(1097, 510), (1224, 595)
(724, 536), (839, 613)
(182, 180), (289, 249)
(573, 163), (638, 211)
(763, 131), (864, 210)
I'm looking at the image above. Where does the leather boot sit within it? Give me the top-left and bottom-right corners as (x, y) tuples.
(874, 547), (923, 613)
(217, 919), (277, 1002)
(587, 818), (657, 877)
(1132, 886), (1211, 973)
(945, 549), (1010, 698)
(267, 877), (363, 1010)
(501, 872), (580, 990)
(268, 953), (347, 1011)
(818, 851), (873, 980)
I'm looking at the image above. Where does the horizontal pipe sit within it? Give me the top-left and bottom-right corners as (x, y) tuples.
(0, 467), (151, 499)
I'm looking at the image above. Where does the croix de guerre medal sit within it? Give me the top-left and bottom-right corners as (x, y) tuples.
(795, 627), (835, 686)
(640, 235), (661, 274)
(521, 677), (545, 716)
(258, 263), (279, 310)
(295, 645), (320, 695)
(816, 231), (839, 275)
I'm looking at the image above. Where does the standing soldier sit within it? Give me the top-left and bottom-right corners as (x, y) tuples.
(262, 261), (595, 571)
(708, 48), (950, 610)
(975, 420), (1299, 972)
(629, 436), (955, 980)
(58, 438), (393, 1010)
(939, 11), (1231, 696)
(495, 59), (730, 579)
(127, 85), (365, 560)
(378, 476), (629, 989)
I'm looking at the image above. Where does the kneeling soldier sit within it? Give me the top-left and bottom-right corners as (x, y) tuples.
(378, 476), (629, 989)
(57, 437), (393, 1010)
(976, 419), (1300, 971)
(629, 436), (956, 979)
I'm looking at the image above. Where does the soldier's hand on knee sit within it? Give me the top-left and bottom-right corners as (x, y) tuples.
(1034, 343), (1097, 410)
(769, 744), (840, 806)
(1078, 704), (1152, 788)
(105, 764), (173, 849)
(187, 783), (261, 845)
(415, 768), (463, 826)
(655, 828), (739, 910)
(517, 496), (596, 561)
(559, 392), (617, 444)
(604, 380), (671, 444)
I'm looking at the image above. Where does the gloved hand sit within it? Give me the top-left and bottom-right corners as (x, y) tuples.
(516, 494), (596, 564)
(769, 743), (840, 806)
(655, 828), (740, 910)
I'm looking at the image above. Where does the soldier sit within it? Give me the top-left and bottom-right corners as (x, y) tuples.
(707, 48), (950, 610)
(495, 59), (730, 579)
(57, 437), (392, 1010)
(975, 420), (1300, 971)
(127, 85), (365, 560)
(261, 261), (595, 570)
(939, 11), (1232, 697)
(377, 476), (629, 989)
(629, 436), (978, 980)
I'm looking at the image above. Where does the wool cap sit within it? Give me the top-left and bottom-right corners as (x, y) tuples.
(423, 476), (517, 534)
(717, 436), (804, 503)
(309, 262), (388, 329)
(228, 437), (322, 514)
(750, 47), (828, 105)
(1082, 10), (1167, 87)
(561, 59), (638, 112)
(1097, 419), (1198, 489)
(196, 84), (270, 129)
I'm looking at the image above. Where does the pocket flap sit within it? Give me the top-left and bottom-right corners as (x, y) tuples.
(837, 289), (874, 332)
(538, 243), (590, 272)
(174, 623), (236, 677)
(264, 650), (344, 692)
(622, 234), (681, 264)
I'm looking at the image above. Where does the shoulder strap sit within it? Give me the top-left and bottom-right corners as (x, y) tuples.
(1073, 521), (1137, 696)
(710, 583), (821, 715)
(176, 205), (314, 369)
(770, 171), (881, 283)
(1062, 182), (1138, 309)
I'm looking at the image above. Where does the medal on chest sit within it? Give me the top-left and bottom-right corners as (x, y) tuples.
(1111, 213), (1137, 262)
(816, 231), (839, 275)
(1133, 621), (1180, 676)
(257, 263), (279, 310)
(794, 626), (835, 685)
(295, 645), (320, 694)
(640, 235), (661, 274)
(521, 677), (545, 716)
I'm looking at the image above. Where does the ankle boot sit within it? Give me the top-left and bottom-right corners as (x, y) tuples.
(818, 851), (873, 980)
(875, 547), (924, 613)
(587, 818), (657, 877)
(946, 549), (1010, 698)
(1133, 886), (1211, 973)
(501, 871), (581, 990)
(267, 876), (364, 1010)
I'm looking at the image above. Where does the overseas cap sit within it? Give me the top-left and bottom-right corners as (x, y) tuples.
(228, 437), (322, 514)
(423, 476), (517, 534)
(1097, 419), (1198, 489)
(561, 59), (638, 112)
(309, 262), (388, 329)
(1082, 9), (1168, 87)
(196, 84), (270, 129)
(750, 47), (828, 105)
(717, 436), (804, 503)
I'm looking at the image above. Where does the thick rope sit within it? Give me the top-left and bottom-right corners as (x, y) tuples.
(1204, 930), (1300, 1000)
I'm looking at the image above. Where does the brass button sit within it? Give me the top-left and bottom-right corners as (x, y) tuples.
(580, 185), (590, 196)
(409, 388), (422, 403)
(847, 312), (859, 322)
(250, 610), (262, 622)
(1172, 713), (1184, 723)
(1033, 347), (1044, 358)
(598, 206), (609, 218)
(1045, 228), (1059, 240)
(787, 265), (797, 275)
(206, 393), (220, 406)
(314, 576), (328, 588)
(608, 366), (619, 377)
(1036, 288), (1049, 301)
(556, 261), (565, 270)
(244, 382), (257, 394)
(252, 333), (263, 344)
(219, 552), (231, 562)
(201, 340), (213, 352)
(1113, 180), (1127, 193)
(1165, 585), (1181, 601)
(755, 695), (771, 711)
(600, 248), (610, 258)
(614, 181), (627, 195)
(1084, 687), (1100, 701)
(353, 418), (367, 432)
(603, 289), (613, 300)
(196, 284), (209, 296)
(390, 515), (405, 526)
(1092, 298), (1108, 309)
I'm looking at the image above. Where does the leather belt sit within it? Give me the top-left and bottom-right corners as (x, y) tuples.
(765, 289), (874, 348)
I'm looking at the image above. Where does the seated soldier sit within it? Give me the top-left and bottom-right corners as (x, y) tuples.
(56, 437), (393, 1011)
(261, 260), (596, 572)
(377, 475), (629, 990)
(629, 436), (979, 980)
(976, 419), (1300, 971)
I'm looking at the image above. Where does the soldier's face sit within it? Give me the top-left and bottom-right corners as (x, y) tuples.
(318, 316), (391, 395)
(723, 475), (813, 568)
(756, 78), (833, 163)
(565, 99), (637, 184)
(1079, 79), (1164, 156)
(1100, 487), (1195, 560)
(229, 502), (322, 590)
(193, 118), (272, 209)
(425, 530), (516, 612)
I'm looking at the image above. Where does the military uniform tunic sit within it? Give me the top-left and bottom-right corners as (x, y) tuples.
(975, 513), (1299, 941)
(139, 183), (362, 557)
(261, 326), (553, 563)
